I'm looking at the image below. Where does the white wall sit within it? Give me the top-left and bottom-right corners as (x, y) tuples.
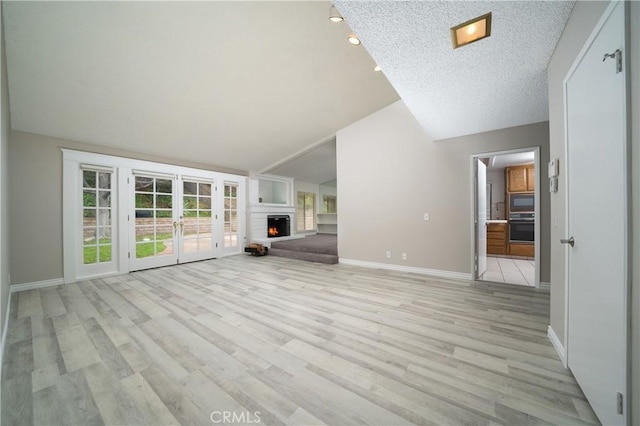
(1, 2), (11, 348)
(336, 100), (550, 279)
(486, 169), (505, 220)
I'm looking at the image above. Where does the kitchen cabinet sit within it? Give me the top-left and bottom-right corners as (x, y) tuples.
(487, 222), (507, 255)
(509, 242), (534, 258)
(506, 164), (535, 193)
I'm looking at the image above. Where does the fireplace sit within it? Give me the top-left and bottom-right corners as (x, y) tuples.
(267, 215), (290, 238)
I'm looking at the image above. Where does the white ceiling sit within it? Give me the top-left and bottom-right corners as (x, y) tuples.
(335, 0), (575, 141)
(2, 1), (399, 173)
(267, 139), (336, 184)
(487, 151), (535, 171)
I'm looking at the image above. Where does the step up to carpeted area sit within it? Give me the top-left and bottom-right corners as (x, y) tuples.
(269, 234), (338, 264)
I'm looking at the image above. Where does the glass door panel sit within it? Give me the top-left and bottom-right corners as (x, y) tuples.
(130, 175), (178, 271)
(224, 183), (239, 250)
(179, 179), (216, 262)
(82, 170), (114, 266)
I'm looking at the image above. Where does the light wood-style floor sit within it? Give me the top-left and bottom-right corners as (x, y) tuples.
(1, 255), (599, 425)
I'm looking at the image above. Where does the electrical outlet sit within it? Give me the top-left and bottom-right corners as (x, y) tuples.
(386, 251), (391, 258)
(402, 253), (407, 260)
(423, 213), (429, 221)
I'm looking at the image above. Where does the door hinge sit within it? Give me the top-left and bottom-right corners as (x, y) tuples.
(603, 49), (622, 74)
(127, 214), (130, 221)
(616, 392), (623, 415)
(127, 177), (130, 184)
(215, 214), (218, 219)
(128, 252), (130, 259)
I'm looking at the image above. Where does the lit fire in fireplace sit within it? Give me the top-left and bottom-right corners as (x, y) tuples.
(268, 227), (279, 237)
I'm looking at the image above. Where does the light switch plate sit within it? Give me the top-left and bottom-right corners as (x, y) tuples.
(548, 159), (559, 178)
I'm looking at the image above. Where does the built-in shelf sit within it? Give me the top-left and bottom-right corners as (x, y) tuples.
(317, 213), (337, 234)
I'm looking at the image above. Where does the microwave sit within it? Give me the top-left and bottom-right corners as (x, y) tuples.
(509, 193), (534, 212)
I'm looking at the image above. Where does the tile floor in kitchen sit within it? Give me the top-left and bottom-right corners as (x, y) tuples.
(480, 256), (536, 287)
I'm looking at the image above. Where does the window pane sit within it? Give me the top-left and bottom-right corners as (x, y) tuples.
(183, 219), (197, 237)
(183, 181), (197, 195)
(83, 171), (96, 188)
(156, 210), (172, 218)
(135, 177), (153, 192)
(97, 209), (111, 227)
(135, 209), (153, 219)
(136, 227), (155, 242)
(199, 183), (211, 196)
(198, 197), (211, 210)
(83, 227), (97, 244)
(183, 196), (197, 209)
(98, 191), (111, 208)
(98, 172), (111, 189)
(199, 238), (213, 251)
(156, 194), (172, 209)
(98, 246), (112, 262)
(156, 179), (172, 194)
(83, 190), (96, 207)
(84, 247), (97, 264)
(136, 194), (153, 208)
(97, 227), (112, 240)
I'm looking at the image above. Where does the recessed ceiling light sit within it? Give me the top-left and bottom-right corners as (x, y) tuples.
(348, 34), (361, 46)
(373, 65), (381, 72)
(451, 12), (492, 49)
(329, 5), (343, 23)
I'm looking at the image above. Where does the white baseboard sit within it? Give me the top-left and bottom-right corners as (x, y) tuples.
(10, 278), (64, 293)
(339, 258), (473, 281)
(547, 325), (567, 367)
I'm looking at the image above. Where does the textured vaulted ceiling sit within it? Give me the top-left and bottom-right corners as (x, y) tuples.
(2, 1), (399, 173)
(335, 0), (575, 141)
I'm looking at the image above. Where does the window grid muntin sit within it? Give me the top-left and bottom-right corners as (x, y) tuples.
(224, 184), (238, 247)
(183, 181), (213, 252)
(134, 176), (173, 258)
(82, 170), (113, 264)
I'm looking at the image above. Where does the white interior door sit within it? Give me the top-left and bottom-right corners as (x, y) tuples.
(565, 2), (627, 424)
(476, 159), (487, 278)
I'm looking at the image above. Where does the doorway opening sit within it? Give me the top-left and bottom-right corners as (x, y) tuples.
(471, 147), (540, 287)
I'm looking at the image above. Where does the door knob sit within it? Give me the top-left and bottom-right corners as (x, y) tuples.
(173, 221), (178, 235)
(561, 237), (575, 247)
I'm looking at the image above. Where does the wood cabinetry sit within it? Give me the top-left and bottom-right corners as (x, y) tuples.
(509, 243), (534, 258)
(506, 164), (535, 192)
(487, 223), (507, 255)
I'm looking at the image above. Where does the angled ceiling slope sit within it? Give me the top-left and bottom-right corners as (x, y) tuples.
(3, 1), (398, 172)
(335, 1), (575, 141)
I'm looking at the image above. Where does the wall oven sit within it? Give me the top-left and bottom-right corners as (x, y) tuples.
(509, 212), (535, 242)
(509, 193), (535, 213)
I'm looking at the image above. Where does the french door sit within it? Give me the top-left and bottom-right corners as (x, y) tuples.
(64, 149), (246, 282)
(129, 173), (218, 271)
